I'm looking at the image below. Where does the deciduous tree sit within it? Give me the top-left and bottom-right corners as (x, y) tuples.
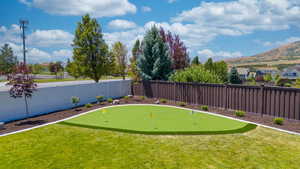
(72, 14), (113, 82)
(111, 41), (128, 80)
(160, 28), (189, 70)
(0, 44), (18, 75)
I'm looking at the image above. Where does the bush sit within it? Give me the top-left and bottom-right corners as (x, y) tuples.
(160, 98), (167, 103)
(235, 110), (245, 117)
(140, 96), (146, 100)
(96, 96), (104, 103)
(200, 105), (208, 111)
(284, 83), (292, 87)
(71, 96), (80, 106)
(177, 102), (186, 107)
(169, 65), (222, 83)
(107, 98), (113, 103)
(85, 103), (92, 108)
(123, 96), (129, 102)
(273, 117), (284, 125)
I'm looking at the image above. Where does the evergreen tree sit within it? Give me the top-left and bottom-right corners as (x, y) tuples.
(137, 26), (172, 80)
(229, 67), (242, 84)
(131, 39), (140, 62)
(204, 58), (214, 71)
(0, 44), (18, 74)
(191, 56), (200, 65)
(72, 14), (113, 82)
(111, 41), (128, 80)
(129, 39), (141, 82)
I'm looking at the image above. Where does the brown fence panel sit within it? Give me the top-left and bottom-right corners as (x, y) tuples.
(132, 81), (300, 120)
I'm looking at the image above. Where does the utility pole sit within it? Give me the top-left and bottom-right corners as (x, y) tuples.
(19, 20), (29, 65)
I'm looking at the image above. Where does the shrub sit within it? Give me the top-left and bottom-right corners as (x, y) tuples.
(140, 96), (146, 100)
(177, 102), (186, 107)
(169, 65), (222, 83)
(235, 110), (245, 117)
(160, 98), (167, 103)
(200, 105), (208, 111)
(123, 95), (129, 100)
(85, 103), (92, 108)
(107, 98), (113, 103)
(284, 83), (292, 87)
(273, 117), (284, 125)
(71, 96), (80, 107)
(96, 96), (104, 103)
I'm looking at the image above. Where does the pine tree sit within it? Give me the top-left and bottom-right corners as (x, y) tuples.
(0, 44), (18, 74)
(229, 67), (242, 84)
(191, 56), (200, 65)
(129, 39), (141, 82)
(72, 14), (113, 83)
(137, 26), (172, 80)
(204, 58), (214, 71)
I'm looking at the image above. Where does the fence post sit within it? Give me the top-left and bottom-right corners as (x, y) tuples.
(260, 84), (265, 117)
(224, 83), (228, 110)
(173, 82), (176, 103)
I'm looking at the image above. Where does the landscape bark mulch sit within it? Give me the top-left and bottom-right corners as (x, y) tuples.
(0, 96), (299, 135)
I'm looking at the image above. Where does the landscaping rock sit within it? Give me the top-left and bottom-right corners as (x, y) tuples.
(113, 100), (120, 105)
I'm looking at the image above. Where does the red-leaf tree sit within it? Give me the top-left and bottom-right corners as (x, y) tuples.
(160, 28), (190, 70)
(7, 63), (37, 117)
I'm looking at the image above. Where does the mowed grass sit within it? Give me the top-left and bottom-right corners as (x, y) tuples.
(62, 105), (255, 134)
(0, 124), (300, 169)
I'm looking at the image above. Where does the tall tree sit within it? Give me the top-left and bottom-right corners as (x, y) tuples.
(204, 58), (214, 71)
(111, 41), (128, 80)
(72, 14), (113, 83)
(49, 61), (63, 78)
(0, 44), (18, 74)
(160, 28), (189, 70)
(229, 67), (242, 84)
(138, 26), (172, 80)
(191, 56), (200, 65)
(131, 39), (140, 62)
(129, 39), (141, 82)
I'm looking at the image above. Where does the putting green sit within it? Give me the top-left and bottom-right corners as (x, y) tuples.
(60, 105), (256, 134)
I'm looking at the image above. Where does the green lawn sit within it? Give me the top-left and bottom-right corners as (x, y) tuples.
(0, 105), (300, 169)
(62, 105), (256, 134)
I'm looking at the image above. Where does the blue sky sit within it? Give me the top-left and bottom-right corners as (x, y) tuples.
(0, 0), (300, 63)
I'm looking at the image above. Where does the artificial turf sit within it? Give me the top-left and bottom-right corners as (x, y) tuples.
(61, 105), (256, 134)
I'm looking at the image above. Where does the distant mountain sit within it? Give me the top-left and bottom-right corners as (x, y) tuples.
(225, 41), (300, 67)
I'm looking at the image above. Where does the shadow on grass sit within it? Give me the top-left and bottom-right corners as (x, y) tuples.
(58, 122), (257, 135)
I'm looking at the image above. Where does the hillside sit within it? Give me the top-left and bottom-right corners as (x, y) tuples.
(225, 41), (300, 67)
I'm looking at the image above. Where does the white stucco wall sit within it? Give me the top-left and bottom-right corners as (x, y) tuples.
(0, 80), (131, 122)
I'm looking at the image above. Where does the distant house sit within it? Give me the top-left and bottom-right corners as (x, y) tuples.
(236, 68), (250, 80)
(281, 66), (300, 79)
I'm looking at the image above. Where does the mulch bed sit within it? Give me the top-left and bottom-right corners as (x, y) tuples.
(0, 96), (299, 135)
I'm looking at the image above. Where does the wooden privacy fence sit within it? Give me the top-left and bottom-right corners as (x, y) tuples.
(132, 81), (300, 120)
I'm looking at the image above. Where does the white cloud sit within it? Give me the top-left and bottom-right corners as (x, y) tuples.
(141, 6), (152, 12)
(108, 19), (137, 30)
(256, 37), (300, 47)
(172, 0), (300, 34)
(197, 49), (243, 61)
(19, 0), (137, 17)
(27, 29), (73, 47)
